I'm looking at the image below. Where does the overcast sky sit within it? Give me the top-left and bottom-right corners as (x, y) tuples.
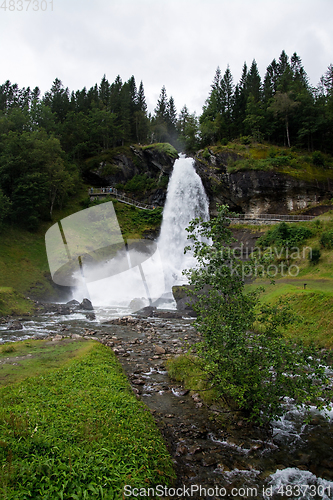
(1, 0), (332, 116)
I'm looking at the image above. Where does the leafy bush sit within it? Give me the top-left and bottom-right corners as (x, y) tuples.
(257, 222), (313, 249)
(308, 247), (321, 265)
(123, 173), (156, 193)
(320, 229), (333, 249)
(312, 150), (325, 167)
(183, 206), (332, 425)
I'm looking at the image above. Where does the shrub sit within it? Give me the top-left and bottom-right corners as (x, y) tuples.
(257, 222), (312, 249)
(312, 151), (325, 167)
(183, 206), (332, 425)
(320, 229), (333, 249)
(309, 247), (321, 265)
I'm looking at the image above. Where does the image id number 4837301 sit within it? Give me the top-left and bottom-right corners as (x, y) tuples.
(275, 484), (331, 497)
(1, 0), (53, 11)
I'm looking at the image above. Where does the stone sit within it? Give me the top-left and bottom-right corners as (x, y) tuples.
(176, 443), (187, 456)
(132, 379), (145, 385)
(7, 320), (23, 330)
(154, 345), (166, 354)
(85, 312), (96, 320)
(57, 306), (72, 315)
(79, 298), (94, 310)
(66, 299), (80, 307)
(52, 334), (63, 341)
(188, 444), (201, 455)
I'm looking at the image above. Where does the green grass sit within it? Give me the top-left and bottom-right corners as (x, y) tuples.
(0, 341), (175, 499)
(238, 215), (333, 347)
(0, 182), (91, 301)
(141, 142), (178, 158)
(249, 282), (333, 348)
(206, 141), (333, 183)
(0, 288), (35, 317)
(166, 354), (220, 405)
(0, 338), (94, 386)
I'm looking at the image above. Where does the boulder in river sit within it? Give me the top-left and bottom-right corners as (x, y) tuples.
(7, 320), (23, 330)
(79, 298), (94, 310)
(66, 299), (80, 308)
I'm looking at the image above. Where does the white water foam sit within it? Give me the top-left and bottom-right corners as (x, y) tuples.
(264, 468), (333, 500)
(157, 155), (209, 293)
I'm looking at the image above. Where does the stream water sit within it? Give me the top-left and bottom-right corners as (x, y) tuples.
(1, 310), (333, 499)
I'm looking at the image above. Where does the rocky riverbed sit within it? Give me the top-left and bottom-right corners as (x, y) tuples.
(1, 309), (333, 499)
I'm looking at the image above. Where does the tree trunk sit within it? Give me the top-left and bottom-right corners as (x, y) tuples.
(285, 116), (290, 148)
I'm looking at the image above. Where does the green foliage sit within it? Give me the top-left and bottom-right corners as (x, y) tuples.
(122, 173), (156, 193)
(184, 206), (332, 424)
(0, 287), (35, 316)
(257, 221), (313, 248)
(308, 247), (321, 265)
(0, 342), (175, 498)
(320, 229), (333, 249)
(0, 188), (11, 229)
(141, 142), (178, 158)
(0, 129), (80, 229)
(312, 150), (325, 167)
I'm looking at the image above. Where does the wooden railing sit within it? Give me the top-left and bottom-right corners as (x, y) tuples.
(229, 213), (315, 223)
(88, 187), (155, 210)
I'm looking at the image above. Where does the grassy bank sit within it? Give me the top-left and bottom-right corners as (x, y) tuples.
(0, 288), (35, 317)
(0, 340), (175, 499)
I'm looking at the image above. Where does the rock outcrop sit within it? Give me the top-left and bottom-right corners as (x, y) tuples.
(194, 149), (333, 216)
(85, 144), (178, 207)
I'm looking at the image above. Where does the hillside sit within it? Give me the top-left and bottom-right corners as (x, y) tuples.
(1, 140), (333, 321)
(0, 183), (165, 311)
(237, 212), (333, 347)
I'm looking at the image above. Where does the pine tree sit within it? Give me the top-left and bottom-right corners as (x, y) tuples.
(247, 60), (261, 102)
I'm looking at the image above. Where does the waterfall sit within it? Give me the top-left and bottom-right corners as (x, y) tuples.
(157, 155), (210, 293)
(52, 155), (209, 318)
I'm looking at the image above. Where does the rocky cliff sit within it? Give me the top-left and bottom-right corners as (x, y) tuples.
(194, 148), (333, 216)
(84, 143), (178, 207)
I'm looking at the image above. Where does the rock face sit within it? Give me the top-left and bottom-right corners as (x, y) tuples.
(85, 144), (178, 207)
(172, 285), (203, 316)
(194, 150), (333, 215)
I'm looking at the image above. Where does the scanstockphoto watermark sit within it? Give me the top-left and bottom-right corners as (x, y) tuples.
(202, 244), (314, 279)
(212, 260), (301, 279)
(123, 484), (259, 498)
(207, 243), (313, 261)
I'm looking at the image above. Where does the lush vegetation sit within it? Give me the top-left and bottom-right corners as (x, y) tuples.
(199, 51), (333, 153)
(0, 287), (35, 316)
(0, 192), (163, 300)
(0, 340), (175, 499)
(182, 206), (332, 425)
(1, 49), (333, 231)
(215, 142), (333, 182)
(256, 221), (313, 249)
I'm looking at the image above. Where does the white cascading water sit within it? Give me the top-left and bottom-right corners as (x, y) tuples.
(70, 155), (209, 316)
(157, 155), (210, 293)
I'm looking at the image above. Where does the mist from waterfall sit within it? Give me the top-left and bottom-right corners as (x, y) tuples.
(157, 155), (210, 293)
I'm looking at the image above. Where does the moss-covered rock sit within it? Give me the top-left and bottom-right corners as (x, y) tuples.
(194, 142), (333, 216)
